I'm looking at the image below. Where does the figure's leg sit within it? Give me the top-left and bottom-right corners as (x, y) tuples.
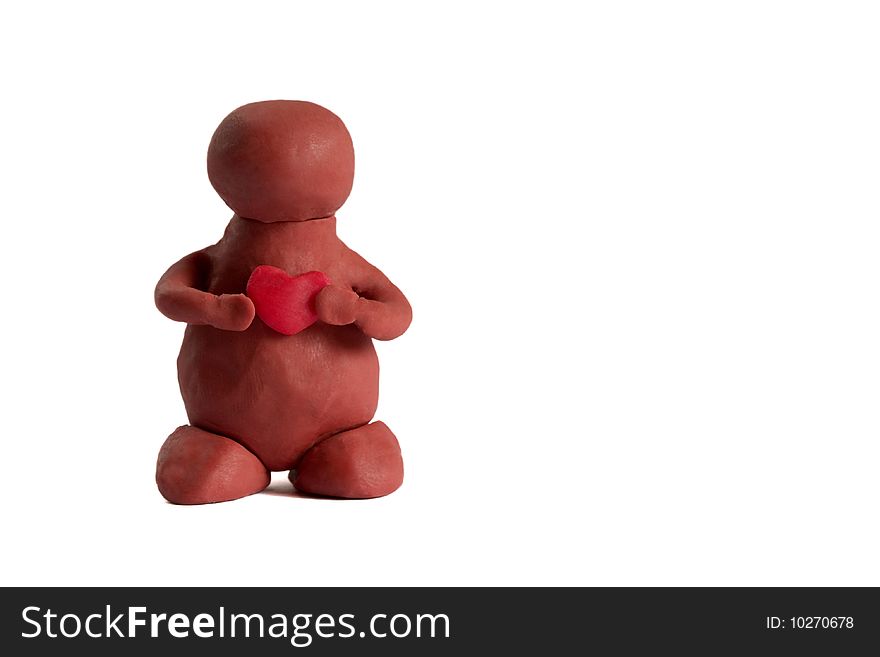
(156, 425), (270, 505)
(291, 421), (404, 499)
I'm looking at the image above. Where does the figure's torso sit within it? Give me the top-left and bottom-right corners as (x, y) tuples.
(178, 215), (379, 471)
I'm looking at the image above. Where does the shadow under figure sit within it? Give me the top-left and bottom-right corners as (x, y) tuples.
(154, 100), (412, 504)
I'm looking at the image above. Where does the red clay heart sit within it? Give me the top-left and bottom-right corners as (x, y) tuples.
(246, 265), (331, 335)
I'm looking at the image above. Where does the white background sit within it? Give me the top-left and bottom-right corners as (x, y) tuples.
(1, 1), (878, 586)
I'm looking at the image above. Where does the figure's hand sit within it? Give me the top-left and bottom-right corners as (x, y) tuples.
(210, 293), (256, 331)
(315, 285), (361, 326)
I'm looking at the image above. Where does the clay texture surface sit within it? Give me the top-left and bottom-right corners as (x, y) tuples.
(155, 101), (411, 504)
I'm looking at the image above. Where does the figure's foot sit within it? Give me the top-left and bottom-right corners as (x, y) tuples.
(291, 421), (404, 499)
(156, 425), (270, 504)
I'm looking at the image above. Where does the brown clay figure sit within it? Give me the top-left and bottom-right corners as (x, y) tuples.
(154, 101), (412, 504)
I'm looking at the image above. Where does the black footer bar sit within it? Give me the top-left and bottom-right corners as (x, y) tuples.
(2, 587), (877, 654)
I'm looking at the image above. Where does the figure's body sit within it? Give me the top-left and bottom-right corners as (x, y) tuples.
(154, 101), (411, 504)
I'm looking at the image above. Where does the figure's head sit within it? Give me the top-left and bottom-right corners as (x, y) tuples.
(207, 100), (355, 222)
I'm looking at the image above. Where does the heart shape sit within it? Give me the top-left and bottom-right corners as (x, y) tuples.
(246, 265), (331, 335)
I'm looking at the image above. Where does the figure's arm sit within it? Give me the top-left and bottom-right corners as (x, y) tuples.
(316, 255), (412, 341)
(154, 249), (254, 331)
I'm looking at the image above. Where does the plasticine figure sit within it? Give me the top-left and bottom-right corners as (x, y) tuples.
(154, 101), (411, 504)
